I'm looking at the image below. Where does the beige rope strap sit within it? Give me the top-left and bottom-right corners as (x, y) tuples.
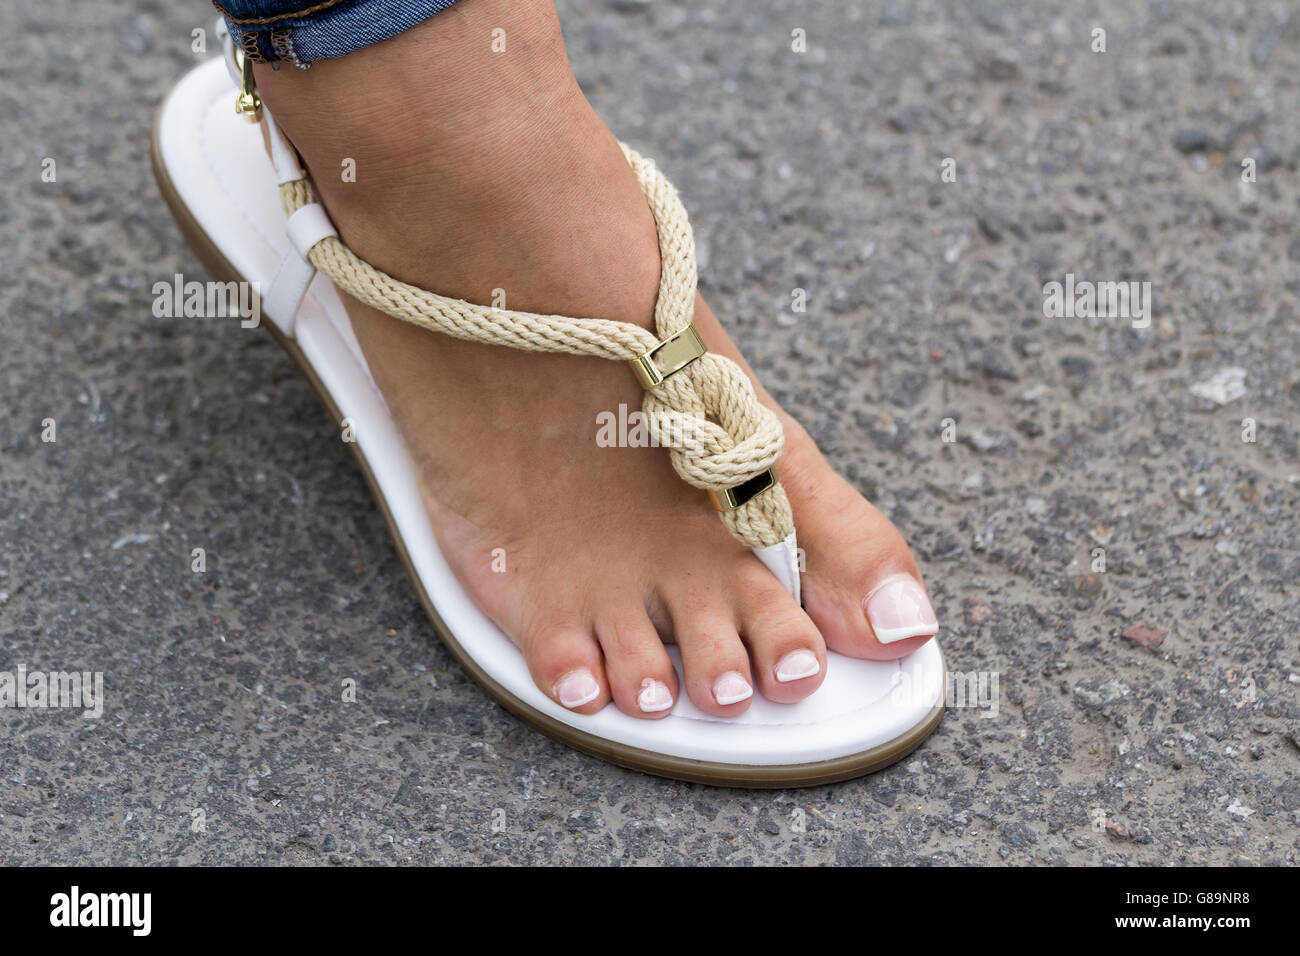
(278, 147), (794, 550)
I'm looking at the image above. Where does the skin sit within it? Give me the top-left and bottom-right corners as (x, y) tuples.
(250, 0), (936, 719)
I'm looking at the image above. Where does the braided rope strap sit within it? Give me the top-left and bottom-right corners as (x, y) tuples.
(278, 146), (794, 550)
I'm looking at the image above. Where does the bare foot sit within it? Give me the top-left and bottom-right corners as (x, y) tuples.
(251, 0), (938, 718)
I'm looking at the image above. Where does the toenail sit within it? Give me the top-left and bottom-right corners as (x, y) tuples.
(865, 574), (939, 644)
(554, 669), (600, 709)
(712, 671), (753, 706)
(637, 679), (674, 713)
(775, 649), (820, 683)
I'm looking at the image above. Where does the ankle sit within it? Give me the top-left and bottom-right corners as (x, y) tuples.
(274, 74), (590, 260)
(252, 5), (582, 227)
(250, 4), (662, 326)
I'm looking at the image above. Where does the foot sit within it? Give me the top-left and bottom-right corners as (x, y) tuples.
(252, 0), (938, 719)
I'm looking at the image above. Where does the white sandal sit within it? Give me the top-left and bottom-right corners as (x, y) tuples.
(149, 32), (946, 787)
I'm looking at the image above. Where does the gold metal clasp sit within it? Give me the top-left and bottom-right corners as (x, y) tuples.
(710, 468), (778, 512)
(235, 49), (262, 122)
(629, 325), (707, 389)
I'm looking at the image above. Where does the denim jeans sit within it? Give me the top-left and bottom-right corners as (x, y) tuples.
(213, 0), (462, 66)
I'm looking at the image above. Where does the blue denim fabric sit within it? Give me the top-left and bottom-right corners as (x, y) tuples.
(214, 0), (461, 65)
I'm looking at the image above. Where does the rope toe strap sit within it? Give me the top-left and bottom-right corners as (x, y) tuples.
(277, 146), (795, 550)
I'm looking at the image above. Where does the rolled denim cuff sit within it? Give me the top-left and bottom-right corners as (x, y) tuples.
(214, 0), (461, 66)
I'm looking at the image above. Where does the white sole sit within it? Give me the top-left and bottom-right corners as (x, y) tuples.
(150, 56), (947, 786)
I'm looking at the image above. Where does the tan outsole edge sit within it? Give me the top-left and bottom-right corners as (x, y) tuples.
(149, 111), (945, 788)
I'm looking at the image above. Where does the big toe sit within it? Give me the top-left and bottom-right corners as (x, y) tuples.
(782, 431), (939, 661)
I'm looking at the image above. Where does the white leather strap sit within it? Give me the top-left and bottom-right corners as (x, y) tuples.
(216, 17), (304, 184)
(263, 110), (306, 185)
(261, 203), (337, 334)
(216, 19), (240, 87)
(262, 252), (317, 335)
(752, 532), (801, 604)
(286, 202), (338, 258)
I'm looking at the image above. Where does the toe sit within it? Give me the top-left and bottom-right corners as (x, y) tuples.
(594, 608), (679, 719)
(803, 570), (938, 661)
(863, 573), (940, 646)
(732, 566), (827, 703)
(665, 593), (756, 716)
(799, 518), (938, 661)
(519, 622), (610, 714)
(787, 448), (940, 661)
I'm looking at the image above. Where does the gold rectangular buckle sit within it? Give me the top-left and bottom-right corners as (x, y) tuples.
(629, 325), (706, 389)
(710, 468), (778, 511)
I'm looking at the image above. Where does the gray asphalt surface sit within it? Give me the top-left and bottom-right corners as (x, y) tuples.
(1, 0), (1298, 865)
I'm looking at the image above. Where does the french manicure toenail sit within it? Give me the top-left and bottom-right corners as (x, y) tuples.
(637, 679), (673, 713)
(865, 575), (939, 644)
(775, 649), (820, 683)
(713, 671), (753, 706)
(555, 668), (600, 709)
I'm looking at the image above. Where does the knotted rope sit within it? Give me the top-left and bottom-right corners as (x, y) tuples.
(278, 145), (793, 549)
